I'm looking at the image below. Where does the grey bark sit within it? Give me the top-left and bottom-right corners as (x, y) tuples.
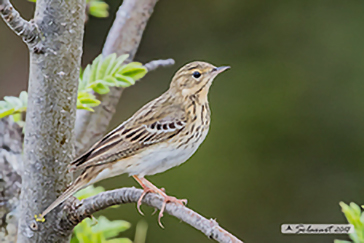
(144, 58), (175, 72)
(0, 0), (40, 48)
(0, 118), (22, 243)
(60, 188), (244, 243)
(16, 0), (85, 241)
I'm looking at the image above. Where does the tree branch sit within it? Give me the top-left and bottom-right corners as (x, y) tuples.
(144, 58), (175, 72)
(0, 0), (40, 48)
(74, 0), (159, 154)
(60, 188), (243, 243)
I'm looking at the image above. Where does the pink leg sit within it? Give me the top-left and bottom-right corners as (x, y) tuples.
(132, 175), (187, 227)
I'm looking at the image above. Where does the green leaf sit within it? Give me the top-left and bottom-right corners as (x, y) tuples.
(118, 62), (147, 81)
(0, 108), (15, 119)
(334, 240), (353, 243)
(90, 55), (102, 84)
(4, 96), (22, 109)
(78, 91), (96, 100)
(93, 83), (110, 94)
(350, 202), (362, 217)
(89, 1), (109, 18)
(77, 105), (95, 112)
(79, 65), (92, 91)
(104, 53), (118, 75)
(70, 236), (79, 243)
(96, 55), (115, 81)
(74, 185), (105, 201)
(72, 214), (132, 243)
(103, 77), (118, 86)
(19, 91), (28, 106)
(110, 54), (129, 75)
(79, 98), (101, 107)
(115, 74), (135, 87)
(0, 91), (28, 125)
(105, 238), (132, 243)
(92, 216), (131, 239)
(12, 113), (22, 122)
(0, 100), (8, 110)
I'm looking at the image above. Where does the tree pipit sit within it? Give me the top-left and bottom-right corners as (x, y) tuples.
(40, 61), (230, 226)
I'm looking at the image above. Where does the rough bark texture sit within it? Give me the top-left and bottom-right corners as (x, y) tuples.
(59, 188), (243, 243)
(0, 0), (40, 48)
(16, 0), (85, 241)
(0, 118), (22, 243)
(74, 0), (159, 154)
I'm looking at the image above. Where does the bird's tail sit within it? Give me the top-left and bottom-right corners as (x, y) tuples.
(41, 175), (87, 217)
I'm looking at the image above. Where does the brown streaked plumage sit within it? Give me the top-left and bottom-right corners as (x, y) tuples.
(40, 61), (230, 226)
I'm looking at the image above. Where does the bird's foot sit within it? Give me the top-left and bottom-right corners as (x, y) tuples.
(158, 195), (187, 228)
(136, 186), (187, 228)
(137, 187), (154, 215)
(132, 176), (187, 227)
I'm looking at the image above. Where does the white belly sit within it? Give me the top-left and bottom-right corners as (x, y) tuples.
(89, 126), (209, 183)
(88, 144), (199, 185)
(124, 143), (200, 177)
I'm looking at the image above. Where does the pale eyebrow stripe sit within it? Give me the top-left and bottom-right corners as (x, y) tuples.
(187, 66), (198, 70)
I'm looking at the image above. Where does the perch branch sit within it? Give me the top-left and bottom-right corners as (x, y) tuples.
(0, 0), (40, 47)
(61, 187), (243, 243)
(144, 58), (175, 71)
(74, 0), (159, 154)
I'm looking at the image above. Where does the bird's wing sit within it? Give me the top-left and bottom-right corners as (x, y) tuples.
(68, 97), (186, 172)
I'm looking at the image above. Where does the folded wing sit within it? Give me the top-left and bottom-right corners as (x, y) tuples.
(68, 98), (186, 172)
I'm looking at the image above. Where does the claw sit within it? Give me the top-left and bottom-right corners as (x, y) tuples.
(157, 196), (187, 228)
(89, 215), (98, 226)
(137, 187), (153, 216)
(132, 176), (187, 228)
(151, 207), (158, 215)
(158, 201), (166, 228)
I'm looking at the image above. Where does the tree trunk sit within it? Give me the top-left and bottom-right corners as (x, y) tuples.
(16, 0), (85, 241)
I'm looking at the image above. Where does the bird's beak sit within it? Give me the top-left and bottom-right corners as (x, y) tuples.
(213, 66), (231, 74)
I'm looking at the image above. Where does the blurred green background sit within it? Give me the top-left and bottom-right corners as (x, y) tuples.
(1, 0), (364, 242)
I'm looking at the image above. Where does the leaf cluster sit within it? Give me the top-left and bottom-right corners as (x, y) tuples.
(335, 202), (364, 243)
(0, 54), (148, 123)
(0, 91), (27, 125)
(78, 54), (147, 111)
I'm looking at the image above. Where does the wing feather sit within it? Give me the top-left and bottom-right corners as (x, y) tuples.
(68, 96), (186, 172)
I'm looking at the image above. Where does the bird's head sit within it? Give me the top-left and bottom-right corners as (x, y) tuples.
(169, 61), (230, 99)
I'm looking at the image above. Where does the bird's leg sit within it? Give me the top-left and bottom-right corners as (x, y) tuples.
(132, 175), (187, 228)
(133, 175), (154, 215)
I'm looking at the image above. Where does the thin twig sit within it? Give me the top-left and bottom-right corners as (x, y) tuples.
(0, 0), (40, 47)
(144, 58), (175, 72)
(62, 187), (243, 243)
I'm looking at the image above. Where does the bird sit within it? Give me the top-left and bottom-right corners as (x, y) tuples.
(39, 61), (230, 226)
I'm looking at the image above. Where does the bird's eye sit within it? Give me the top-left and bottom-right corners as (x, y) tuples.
(192, 71), (201, 79)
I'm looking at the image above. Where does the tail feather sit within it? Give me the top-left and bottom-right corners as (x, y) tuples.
(41, 177), (87, 217)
